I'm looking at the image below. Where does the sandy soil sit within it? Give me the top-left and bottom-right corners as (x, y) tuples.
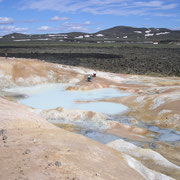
(0, 97), (145, 180)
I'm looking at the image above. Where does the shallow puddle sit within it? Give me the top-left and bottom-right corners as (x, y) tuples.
(107, 115), (180, 146)
(79, 130), (148, 147)
(136, 120), (180, 146)
(148, 125), (180, 143)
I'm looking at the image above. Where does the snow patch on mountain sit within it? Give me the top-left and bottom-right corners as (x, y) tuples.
(156, 32), (170, 36)
(134, 31), (142, 34)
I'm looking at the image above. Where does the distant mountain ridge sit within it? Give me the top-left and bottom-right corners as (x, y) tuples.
(1, 26), (180, 44)
(96, 26), (170, 36)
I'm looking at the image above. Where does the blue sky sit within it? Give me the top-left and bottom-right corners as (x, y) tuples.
(0, 0), (180, 35)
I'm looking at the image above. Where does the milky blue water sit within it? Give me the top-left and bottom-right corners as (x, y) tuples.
(7, 83), (129, 115)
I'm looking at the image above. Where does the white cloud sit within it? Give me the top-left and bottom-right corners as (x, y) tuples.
(36, 22), (91, 33)
(21, 19), (39, 23)
(0, 25), (14, 31)
(96, 27), (102, 30)
(172, 27), (180, 30)
(14, 27), (29, 31)
(0, 17), (14, 24)
(158, 3), (177, 10)
(37, 26), (55, 31)
(0, 25), (29, 35)
(60, 22), (88, 32)
(21, 0), (178, 17)
(84, 21), (91, 25)
(152, 13), (176, 17)
(133, 1), (177, 10)
(50, 16), (69, 21)
(133, 1), (163, 8)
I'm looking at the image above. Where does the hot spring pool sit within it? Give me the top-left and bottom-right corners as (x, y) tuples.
(4, 83), (130, 115)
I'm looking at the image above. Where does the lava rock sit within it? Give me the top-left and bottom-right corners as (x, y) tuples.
(48, 162), (53, 166)
(32, 139), (37, 143)
(0, 129), (7, 136)
(24, 149), (31, 154)
(55, 161), (61, 167)
(2, 135), (7, 141)
(96, 173), (100, 176)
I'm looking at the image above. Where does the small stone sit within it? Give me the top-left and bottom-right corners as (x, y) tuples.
(24, 149), (31, 154)
(32, 139), (37, 143)
(0, 129), (7, 136)
(45, 155), (48, 158)
(96, 173), (100, 176)
(2, 135), (7, 141)
(19, 170), (24, 175)
(55, 161), (61, 167)
(48, 162), (53, 166)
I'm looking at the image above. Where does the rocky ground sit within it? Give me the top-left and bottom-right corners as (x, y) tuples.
(0, 57), (180, 180)
(0, 43), (180, 76)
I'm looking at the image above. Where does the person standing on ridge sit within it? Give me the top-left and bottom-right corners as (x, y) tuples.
(4, 49), (8, 59)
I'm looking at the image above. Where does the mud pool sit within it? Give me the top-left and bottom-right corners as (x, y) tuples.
(79, 130), (149, 147)
(4, 83), (129, 115)
(52, 117), (180, 147)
